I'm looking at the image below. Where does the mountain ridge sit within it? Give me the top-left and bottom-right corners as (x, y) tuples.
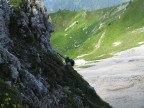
(50, 0), (144, 61)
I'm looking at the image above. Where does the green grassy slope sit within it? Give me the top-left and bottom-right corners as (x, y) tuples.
(50, 0), (144, 60)
(9, 0), (24, 7)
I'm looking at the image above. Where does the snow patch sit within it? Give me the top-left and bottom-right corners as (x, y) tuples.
(75, 59), (86, 66)
(109, 52), (116, 55)
(91, 24), (103, 33)
(119, 16), (121, 19)
(98, 23), (103, 29)
(77, 53), (91, 58)
(117, 3), (129, 12)
(113, 41), (122, 47)
(91, 26), (97, 32)
(78, 45), (144, 108)
(111, 3), (129, 16)
(95, 32), (105, 48)
(129, 27), (144, 34)
(114, 45), (144, 57)
(74, 41), (80, 47)
(65, 21), (78, 31)
(64, 34), (68, 37)
(83, 26), (87, 31)
(138, 41), (144, 45)
(83, 24), (92, 31)
(95, 54), (105, 58)
(82, 11), (87, 18)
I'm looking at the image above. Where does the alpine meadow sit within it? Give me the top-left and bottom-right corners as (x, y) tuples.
(50, 0), (144, 61)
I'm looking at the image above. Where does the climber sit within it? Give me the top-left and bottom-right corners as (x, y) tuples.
(57, 53), (75, 66)
(65, 56), (75, 66)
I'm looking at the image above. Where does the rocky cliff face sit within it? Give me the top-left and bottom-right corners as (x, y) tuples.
(0, 0), (111, 108)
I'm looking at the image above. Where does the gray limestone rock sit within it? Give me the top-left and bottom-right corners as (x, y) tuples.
(0, 48), (21, 70)
(17, 12), (29, 27)
(0, 0), (111, 108)
(24, 70), (48, 94)
(47, 21), (54, 33)
(9, 64), (19, 80)
(5, 80), (12, 87)
(32, 6), (38, 15)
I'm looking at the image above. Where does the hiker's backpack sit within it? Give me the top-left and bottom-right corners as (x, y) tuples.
(70, 59), (75, 66)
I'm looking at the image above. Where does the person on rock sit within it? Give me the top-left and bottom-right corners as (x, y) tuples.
(65, 56), (75, 66)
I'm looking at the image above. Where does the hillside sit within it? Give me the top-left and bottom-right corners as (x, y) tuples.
(0, 0), (112, 107)
(50, 0), (144, 61)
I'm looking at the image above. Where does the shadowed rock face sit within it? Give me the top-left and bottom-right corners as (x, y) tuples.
(0, 0), (112, 107)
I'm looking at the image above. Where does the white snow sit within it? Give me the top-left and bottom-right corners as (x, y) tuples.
(94, 54), (105, 59)
(119, 16), (121, 19)
(77, 45), (144, 108)
(74, 41), (80, 47)
(91, 23), (103, 33)
(82, 11), (87, 18)
(98, 23), (103, 29)
(75, 59), (87, 66)
(114, 45), (144, 57)
(91, 26), (97, 32)
(65, 21), (78, 31)
(117, 3), (129, 12)
(111, 3), (129, 16)
(77, 53), (91, 58)
(95, 32), (105, 48)
(109, 52), (116, 55)
(138, 41), (144, 45)
(128, 27), (144, 34)
(83, 25), (88, 31)
(83, 24), (92, 31)
(83, 26), (87, 31)
(64, 34), (68, 37)
(113, 41), (122, 47)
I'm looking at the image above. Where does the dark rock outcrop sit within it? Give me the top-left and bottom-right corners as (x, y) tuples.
(0, 0), (112, 108)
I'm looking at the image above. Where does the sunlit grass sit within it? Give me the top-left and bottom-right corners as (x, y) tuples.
(50, 0), (144, 61)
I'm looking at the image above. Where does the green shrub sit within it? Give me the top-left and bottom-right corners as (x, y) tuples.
(0, 79), (22, 108)
(9, 0), (27, 7)
(9, 0), (23, 7)
(0, 63), (11, 80)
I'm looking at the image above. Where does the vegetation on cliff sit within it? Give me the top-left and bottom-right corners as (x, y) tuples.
(0, 0), (112, 107)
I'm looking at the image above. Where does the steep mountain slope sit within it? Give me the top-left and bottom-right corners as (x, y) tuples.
(0, 0), (111, 107)
(50, 0), (144, 61)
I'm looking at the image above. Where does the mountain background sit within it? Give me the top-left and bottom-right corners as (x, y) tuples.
(44, 0), (130, 13)
(50, 0), (144, 61)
